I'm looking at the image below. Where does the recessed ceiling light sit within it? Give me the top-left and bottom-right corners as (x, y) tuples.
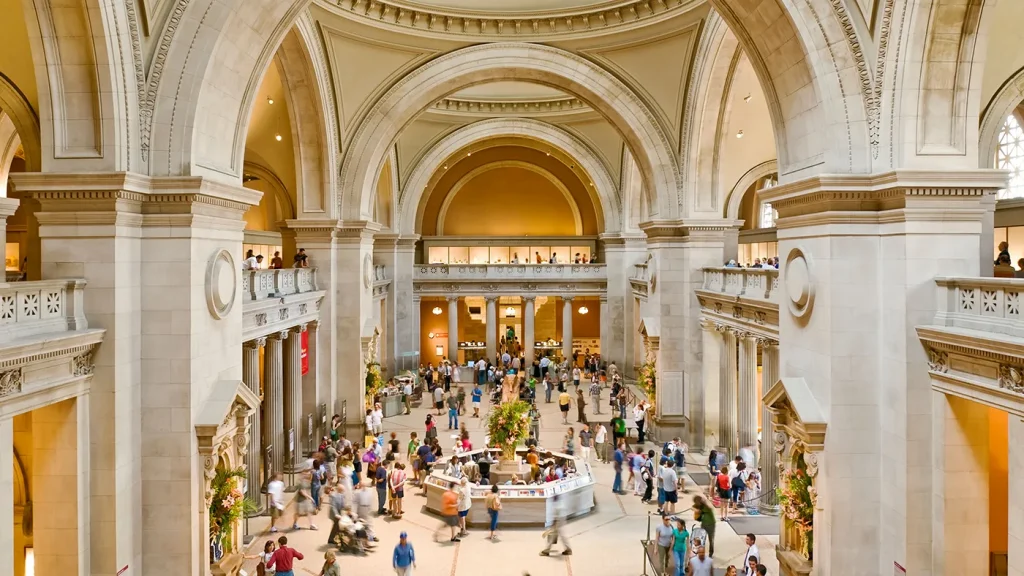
(275, 133), (282, 141)
(736, 130), (744, 139)
(467, 152), (472, 157)
(267, 97), (275, 105)
(546, 152), (551, 156)
(443, 165), (448, 170)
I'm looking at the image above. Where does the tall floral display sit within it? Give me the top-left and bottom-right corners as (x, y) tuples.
(776, 458), (816, 559)
(638, 358), (657, 407)
(208, 467), (255, 561)
(486, 400), (532, 462)
(365, 361), (384, 408)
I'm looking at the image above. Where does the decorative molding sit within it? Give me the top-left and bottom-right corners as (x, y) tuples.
(927, 348), (949, 373)
(205, 249), (238, 320)
(255, 313), (268, 327)
(0, 368), (22, 397)
(72, 352), (94, 377)
(430, 96), (588, 117)
(322, 0), (699, 41)
(999, 364), (1024, 395)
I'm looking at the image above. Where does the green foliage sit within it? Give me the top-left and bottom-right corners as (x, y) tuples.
(208, 467), (256, 551)
(486, 400), (532, 461)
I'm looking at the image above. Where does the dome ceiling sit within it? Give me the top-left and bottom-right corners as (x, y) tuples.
(451, 82), (569, 102)
(403, 0), (621, 14)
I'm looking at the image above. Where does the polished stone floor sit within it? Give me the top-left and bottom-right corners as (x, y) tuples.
(240, 384), (779, 575)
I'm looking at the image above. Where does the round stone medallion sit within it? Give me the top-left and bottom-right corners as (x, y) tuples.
(205, 249), (237, 319)
(363, 254), (373, 289)
(784, 247), (814, 319)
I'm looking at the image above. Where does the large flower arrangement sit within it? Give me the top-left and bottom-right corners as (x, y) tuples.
(208, 467), (256, 552)
(776, 466), (816, 558)
(486, 400), (532, 461)
(365, 361), (384, 408)
(638, 358), (657, 407)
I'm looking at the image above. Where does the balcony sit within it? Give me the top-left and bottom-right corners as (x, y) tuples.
(0, 279), (92, 342)
(242, 268), (318, 301)
(700, 266), (779, 302)
(413, 263), (607, 295)
(695, 267), (780, 338)
(241, 268), (325, 340)
(931, 276), (1024, 337)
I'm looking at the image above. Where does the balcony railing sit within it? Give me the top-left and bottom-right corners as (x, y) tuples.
(374, 264), (388, 283)
(631, 262), (649, 282)
(934, 277), (1024, 337)
(242, 268), (318, 301)
(414, 263), (606, 281)
(0, 279), (89, 343)
(701, 267), (779, 301)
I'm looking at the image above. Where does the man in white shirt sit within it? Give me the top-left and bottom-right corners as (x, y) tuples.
(242, 254), (263, 270)
(572, 366), (581, 388)
(593, 423), (607, 462)
(370, 403), (384, 435)
(633, 401), (648, 444)
(501, 351), (511, 367)
(474, 358), (486, 385)
(403, 380), (413, 415)
(688, 546), (714, 576)
(539, 355), (550, 376)
(267, 473), (285, 532)
(742, 534), (760, 569)
(659, 460), (679, 514)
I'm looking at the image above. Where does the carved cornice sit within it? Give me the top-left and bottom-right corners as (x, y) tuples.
(430, 96), (589, 117)
(319, 0), (701, 41)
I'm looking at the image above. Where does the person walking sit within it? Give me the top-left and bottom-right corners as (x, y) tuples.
(371, 403), (384, 436)
(434, 482), (461, 543)
(446, 391), (459, 430)
(326, 485), (348, 547)
(471, 383), (483, 417)
(688, 546), (714, 576)
(433, 385), (444, 416)
(661, 458), (679, 515)
(633, 401), (648, 444)
(579, 424), (592, 462)
(558, 389), (571, 425)
(575, 388), (587, 424)
(457, 477), (472, 537)
(267, 472), (285, 532)
(594, 423), (607, 463)
(672, 517), (689, 576)
(393, 532), (417, 576)
(317, 550), (341, 576)
(248, 540), (275, 576)
(563, 427), (575, 457)
(612, 441), (625, 494)
(589, 378), (601, 415)
(654, 514), (675, 575)
(293, 471), (318, 530)
(485, 484), (502, 540)
(265, 535), (303, 576)
(693, 495), (717, 558)
(539, 497), (572, 556)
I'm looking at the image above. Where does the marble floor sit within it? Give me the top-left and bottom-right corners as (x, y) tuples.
(240, 385), (779, 575)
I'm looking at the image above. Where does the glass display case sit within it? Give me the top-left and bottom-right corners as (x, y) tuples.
(420, 237), (597, 265)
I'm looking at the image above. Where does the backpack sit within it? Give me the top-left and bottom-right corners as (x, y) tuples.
(731, 472), (746, 489)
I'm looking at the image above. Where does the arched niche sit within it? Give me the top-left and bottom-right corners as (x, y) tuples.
(241, 161), (295, 234)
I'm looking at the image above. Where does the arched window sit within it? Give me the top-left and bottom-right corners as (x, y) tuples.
(758, 175), (778, 228)
(996, 114), (1024, 199)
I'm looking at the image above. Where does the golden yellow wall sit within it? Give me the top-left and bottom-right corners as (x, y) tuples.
(420, 300), (450, 366)
(990, 407), (1008, 553)
(375, 161), (394, 229)
(242, 178), (286, 232)
(420, 146), (599, 236)
(0, 0), (38, 112)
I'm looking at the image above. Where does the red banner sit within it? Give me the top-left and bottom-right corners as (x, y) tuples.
(301, 329), (309, 375)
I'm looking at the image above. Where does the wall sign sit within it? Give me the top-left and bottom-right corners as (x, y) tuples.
(300, 329), (309, 375)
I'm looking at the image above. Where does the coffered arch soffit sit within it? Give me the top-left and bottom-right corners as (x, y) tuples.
(399, 118), (620, 235)
(339, 43), (680, 223)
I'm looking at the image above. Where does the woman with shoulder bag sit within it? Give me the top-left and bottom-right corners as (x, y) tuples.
(243, 540), (275, 576)
(485, 484), (502, 540)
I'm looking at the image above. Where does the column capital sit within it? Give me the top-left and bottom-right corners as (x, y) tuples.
(446, 295), (460, 303)
(484, 295), (499, 303)
(523, 295), (536, 303)
(270, 330), (290, 341)
(562, 295), (575, 302)
(244, 337), (267, 349)
(699, 318), (718, 331)
(737, 331), (759, 342)
(757, 337), (778, 349)
(308, 319), (320, 330)
(291, 323), (308, 334)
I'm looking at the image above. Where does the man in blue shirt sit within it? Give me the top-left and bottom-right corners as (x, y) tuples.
(393, 531), (416, 575)
(612, 442), (625, 494)
(471, 384), (483, 418)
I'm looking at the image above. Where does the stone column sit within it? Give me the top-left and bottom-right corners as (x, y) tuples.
(265, 331), (287, 476)
(284, 324), (306, 472)
(413, 295), (422, 361)
(524, 295), (536, 367)
(1010, 417), (1024, 576)
(447, 296), (459, 363)
(759, 340), (780, 514)
(719, 328), (738, 457)
(698, 320), (722, 453)
(243, 338), (265, 513)
(562, 296), (574, 362)
(737, 332), (759, 467)
(0, 417), (12, 576)
(302, 321), (320, 441)
(485, 296), (498, 362)
(599, 294), (609, 361)
(33, 398), (80, 575)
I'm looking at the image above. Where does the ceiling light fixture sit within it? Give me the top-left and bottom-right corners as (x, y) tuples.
(736, 130), (744, 139)
(432, 306), (443, 315)
(275, 133), (283, 141)
(428, 332), (436, 339)
(443, 165), (448, 170)
(267, 96), (275, 105)
(578, 306), (589, 314)
(505, 306), (515, 316)
(743, 94), (751, 103)
(467, 152), (472, 157)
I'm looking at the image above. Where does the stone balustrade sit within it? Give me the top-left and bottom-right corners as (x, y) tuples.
(414, 263), (606, 281)
(701, 267), (779, 302)
(631, 262), (649, 282)
(242, 268), (318, 301)
(374, 264), (388, 283)
(0, 279), (90, 343)
(933, 277), (1024, 338)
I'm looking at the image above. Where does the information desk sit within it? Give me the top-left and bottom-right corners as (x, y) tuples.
(423, 448), (595, 527)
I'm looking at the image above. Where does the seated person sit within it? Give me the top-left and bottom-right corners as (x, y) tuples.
(338, 509), (373, 554)
(444, 455), (463, 479)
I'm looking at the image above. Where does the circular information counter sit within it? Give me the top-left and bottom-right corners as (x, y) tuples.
(423, 448), (595, 527)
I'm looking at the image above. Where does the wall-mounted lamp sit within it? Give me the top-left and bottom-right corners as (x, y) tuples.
(267, 96), (275, 105)
(505, 306), (516, 317)
(435, 346), (444, 356)
(736, 130), (744, 139)
(432, 306), (443, 315)
(428, 332), (436, 339)
(578, 306), (589, 314)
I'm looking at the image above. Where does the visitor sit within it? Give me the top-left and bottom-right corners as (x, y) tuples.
(353, 480), (377, 542)
(403, 379), (413, 415)
(539, 497), (571, 556)
(457, 477), (473, 537)
(634, 400), (648, 444)
(375, 459), (389, 515)
(558, 388), (571, 424)
(316, 550), (340, 576)
(563, 427), (575, 456)
(688, 546), (714, 576)
(447, 390), (459, 429)
(572, 365), (581, 388)
(631, 447), (644, 496)
(543, 374), (553, 403)
(589, 378), (601, 415)
(641, 450), (654, 502)
(393, 532), (416, 575)
(433, 385), (444, 416)
(612, 440), (625, 494)
(707, 449), (719, 475)
(511, 252), (520, 264)
(456, 385), (466, 416)
(243, 253), (264, 270)
(550, 252), (558, 264)
(471, 382), (482, 417)
(248, 540), (275, 576)
(293, 470), (317, 530)
(327, 485), (347, 547)
(434, 482), (461, 543)
(293, 248), (309, 268)
(268, 251), (284, 269)
(655, 514), (674, 575)
(742, 534), (760, 568)
(267, 472), (285, 532)
(575, 387), (587, 423)
(486, 483), (502, 540)
(672, 517), (689, 576)
(265, 535), (303, 576)
(579, 424), (592, 462)
(310, 458), (324, 512)
(371, 403), (384, 436)
(559, 368), (569, 392)
(693, 495), (717, 558)
(730, 462), (749, 513)
(714, 466), (731, 520)
(725, 566), (738, 576)
(593, 422), (607, 463)
(743, 555), (761, 576)
(535, 251), (542, 264)
(391, 463), (407, 518)
(661, 457), (679, 515)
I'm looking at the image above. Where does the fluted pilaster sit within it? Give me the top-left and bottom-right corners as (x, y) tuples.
(284, 324), (305, 472)
(738, 333), (759, 467)
(719, 329), (738, 458)
(447, 296), (459, 362)
(243, 338), (265, 514)
(264, 331), (287, 477)
(562, 296), (574, 362)
(485, 296), (498, 362)
(524, 296), (536, 367)
(698, 320), (722, 453)
(760, 341), (781, 514)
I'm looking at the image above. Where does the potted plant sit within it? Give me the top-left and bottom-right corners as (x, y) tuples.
(365, 361), (384, 409)
(639, 358), (657, 407)
(486, 400), (532, 466)
(776, 463), (816, 560)
(208, 467), (256, 562)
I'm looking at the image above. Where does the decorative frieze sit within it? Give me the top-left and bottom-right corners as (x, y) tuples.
(0, 368), (22, 397)
(999, 364), (1024, 395)
(927, 349), (949, 373)
(72, 351), (94, 376)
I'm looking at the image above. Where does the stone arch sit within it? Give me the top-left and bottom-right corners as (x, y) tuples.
(340, 43), (679, 222)
(0, 75), (40, 173)
(436, 160), (584, 236)
(725, 159), (778, 221)
(275, 15), (340, 218)
(398, 118), (620, 234)
(146, 0), (312, 181)
(979, 65), (1024, 168)
(243, 160), (295, 230)
(708, 0), (869, 178)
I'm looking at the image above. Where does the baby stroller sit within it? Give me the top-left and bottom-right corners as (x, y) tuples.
(689, 521), (708, 553)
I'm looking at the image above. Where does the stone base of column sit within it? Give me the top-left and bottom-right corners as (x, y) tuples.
(758, 502), (780, 515)
(652, 415), (687, 446)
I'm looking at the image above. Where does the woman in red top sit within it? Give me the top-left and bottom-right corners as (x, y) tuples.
(712, 466), (731, 520)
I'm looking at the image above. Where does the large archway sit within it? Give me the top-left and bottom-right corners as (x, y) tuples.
(398, 118), (620, 234)
(339, 43), (680, 223)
